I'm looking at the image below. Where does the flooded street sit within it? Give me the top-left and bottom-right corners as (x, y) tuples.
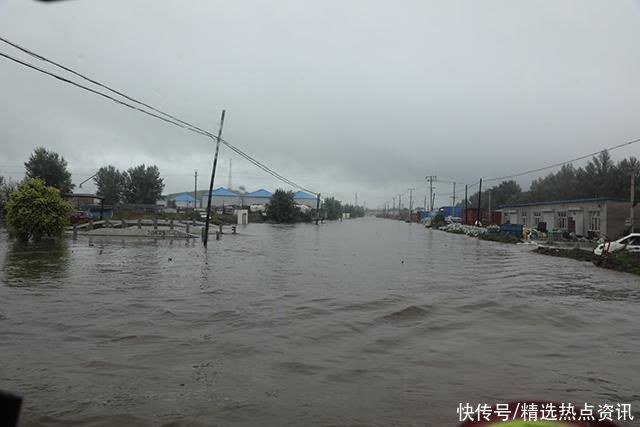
(1, 217), (639, 426)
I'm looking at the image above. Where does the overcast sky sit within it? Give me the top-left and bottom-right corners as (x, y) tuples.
(1, 0), (639, 208)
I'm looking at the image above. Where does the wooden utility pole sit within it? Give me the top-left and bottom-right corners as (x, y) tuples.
(193, 169), (198, 225)
(204, 109), (226, 247)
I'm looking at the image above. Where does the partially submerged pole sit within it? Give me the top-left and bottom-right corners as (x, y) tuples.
(315, 193), (321, 225)
(476, 179), (483, 226)
(631, 172), (636, 233)
(204, 109), (226, 247)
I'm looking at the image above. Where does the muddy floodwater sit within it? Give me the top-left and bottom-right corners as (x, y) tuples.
(1, 217), (639, 426)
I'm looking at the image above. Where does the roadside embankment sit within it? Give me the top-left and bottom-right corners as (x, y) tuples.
(534, 246), (640, 276)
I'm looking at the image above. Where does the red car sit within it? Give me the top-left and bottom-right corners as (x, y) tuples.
(69, 210), (93, 224)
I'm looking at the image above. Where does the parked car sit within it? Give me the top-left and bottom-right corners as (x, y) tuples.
(594, 233), (640, 256)
(69, 210), (93, 224)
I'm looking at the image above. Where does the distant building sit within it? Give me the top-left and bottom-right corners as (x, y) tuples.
(174, 193), (196, 208)
(202, 187), (240, 208)
(499, 198), (640, 239)
(243, 189), (272, 206)
(293, 191), (317, 208)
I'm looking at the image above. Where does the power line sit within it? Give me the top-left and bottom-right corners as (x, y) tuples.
(484, 138), (640, 183)
(0, 38), (318, 195)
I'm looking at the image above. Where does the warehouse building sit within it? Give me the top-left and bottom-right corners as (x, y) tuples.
(242, 189), (272, 206)
(293, 191), (317, 208)
(173, 193), (197, 208)
(201, 187), (240, 208)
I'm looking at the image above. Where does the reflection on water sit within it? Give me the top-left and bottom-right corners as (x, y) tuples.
(2, 238), (69, 287)
(0, 220), (638, 426)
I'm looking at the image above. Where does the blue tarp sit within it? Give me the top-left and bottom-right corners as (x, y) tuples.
(245, 189), (272, 198)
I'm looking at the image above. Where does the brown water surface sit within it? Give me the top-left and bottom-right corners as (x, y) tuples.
(1, 218), (638, 426)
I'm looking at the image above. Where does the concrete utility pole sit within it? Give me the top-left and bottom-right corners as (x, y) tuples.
(398, 194), (402, 217)
(425, 175), (437, 212)
(452, 182), (456, 212)
(355, 192), (358, 206)
(392, 197), (396, 212)
(315, 193), (321, 225)
(464, 184), (468, 224)
(193, 169), (198, 225)
(408, 188), (415, 222)
(204, 109), (226, 247)
(631, 172), (636, 233)
(477, 179), (483, 226)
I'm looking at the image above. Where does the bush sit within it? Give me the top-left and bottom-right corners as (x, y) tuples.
(6, 178), (73, 241)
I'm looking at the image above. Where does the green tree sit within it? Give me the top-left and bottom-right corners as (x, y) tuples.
(24, 147), (74, 194)
(6, 178), (73, 241)
(94, 165), (125, 205)
(324, 197), (342, 220)
(268, 189), (297, 223)
(0, 176), (18, 217)
(123, 164), (164, 204)
(342, 203), (365, 218)
(469, 180), (522, 210)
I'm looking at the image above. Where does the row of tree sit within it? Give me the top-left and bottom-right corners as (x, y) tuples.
(465, 151), (638, 210)
(324, 197), (365, 220)
(265, 190), (366, 223)
(1, 147), (166, 209)
(94, 165), (164, 205)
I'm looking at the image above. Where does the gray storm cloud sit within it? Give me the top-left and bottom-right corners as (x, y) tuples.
(1, 0), (639, 207)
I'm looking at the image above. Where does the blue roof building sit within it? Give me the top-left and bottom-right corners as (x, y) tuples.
(202, 187), (240, 208)
(293, 190), (317, 207)
(245, 189), (272, 198)
(173, 193), (197, 208)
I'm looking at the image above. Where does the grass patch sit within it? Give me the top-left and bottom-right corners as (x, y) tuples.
(478, 232), (521, 244)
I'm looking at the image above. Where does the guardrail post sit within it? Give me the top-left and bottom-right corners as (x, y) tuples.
(137, 218), (142, 229)
(89, 218), (93, 230)
(73, 223), (78, 240)
(170, 219), (174, 230)
(216, 231), (220, 240)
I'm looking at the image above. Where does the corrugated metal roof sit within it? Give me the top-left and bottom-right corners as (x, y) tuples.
(293, 191), (316, 200)
(245, 189), (272, 198)
(499, 197), (628, 209)
(174, 193), (195, 202)
(210, 187), (238, 196)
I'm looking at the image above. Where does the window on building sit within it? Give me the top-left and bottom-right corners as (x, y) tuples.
(557, 211), (567, 229)
(533, 211), (541, 226)
(521, 212), (527, 226)
(589, 210), (600, 232)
